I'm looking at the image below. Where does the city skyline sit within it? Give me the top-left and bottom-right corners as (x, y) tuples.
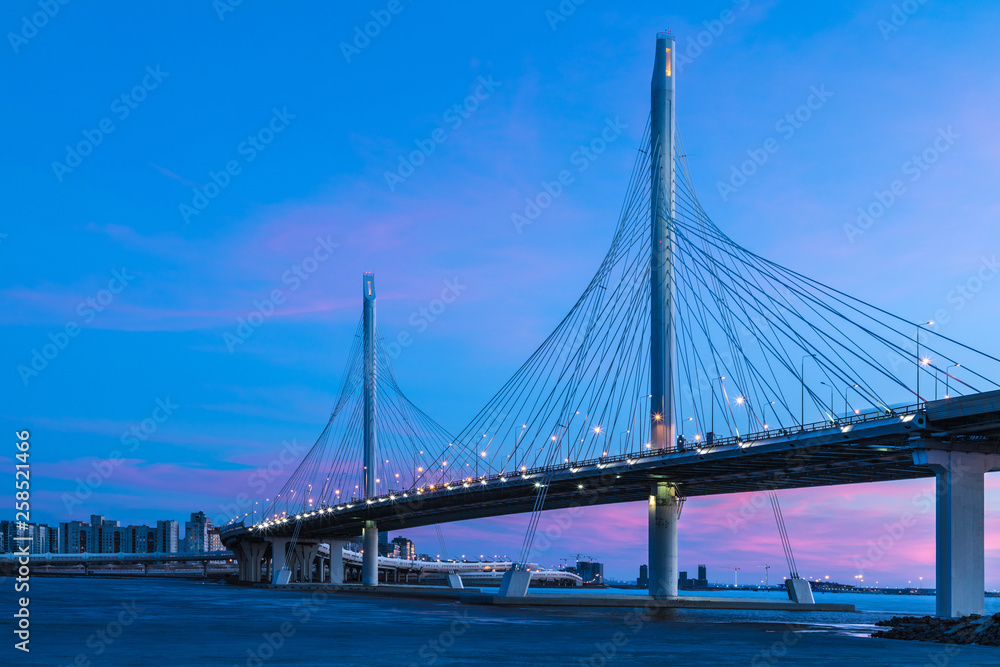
(3, 1), (1000, 586)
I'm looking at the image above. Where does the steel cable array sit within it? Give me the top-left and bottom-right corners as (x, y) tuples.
(253, 116), (1000, 534)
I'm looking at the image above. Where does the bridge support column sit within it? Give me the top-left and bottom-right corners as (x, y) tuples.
(914, 449), (1000, 617)
(328, 540), (345, 585)
(362, 522), (378, 586)
(649, 482), (679, 597)
(269, 538), (291, 585)
(237, 541), (266, 583)
(290, 543), (320, 583)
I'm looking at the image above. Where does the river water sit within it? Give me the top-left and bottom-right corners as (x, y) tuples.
(3, 577), (998, 666)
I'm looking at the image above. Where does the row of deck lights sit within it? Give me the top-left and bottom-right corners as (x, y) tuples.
(246, 442), (708, 532)
(244, 427), (793, 531)
(233, 403), (928, 532)
(247, 405), (923, 532)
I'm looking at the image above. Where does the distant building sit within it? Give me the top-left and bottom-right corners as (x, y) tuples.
(60, 521), (89, 554)
(101, 523), (127, 553)
(84, 515), (126, 553)
(0, 520), (15, 553)
(576, 560), (604, 585)
(680, 564), (709, 589)
(46, 526), (61, 554)
(638, 564), (649, 589)
(1, 522), (55, 554)
(184, 511), (213, 552)
(0, 521), (50, 554)
(128, 525), (157, 553)
(389, 537), (416, 560)
(207, 527), (222, 552)
(87, 515), (105, 553)
(377, 531), (393, 556)
(155, 520), (179, 553)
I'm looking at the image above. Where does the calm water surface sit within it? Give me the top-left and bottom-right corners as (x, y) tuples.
(3, 577), (999, 666)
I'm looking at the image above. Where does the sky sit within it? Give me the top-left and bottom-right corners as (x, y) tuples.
(2, 0), (999, 585)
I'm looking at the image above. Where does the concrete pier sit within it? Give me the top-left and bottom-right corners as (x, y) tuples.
(914, 449), (1000, 617)
(328, 539), (345, 585)
(269, 537), (290, 585)
(648, 482), (679, 597)
(362, 521), (378, 586)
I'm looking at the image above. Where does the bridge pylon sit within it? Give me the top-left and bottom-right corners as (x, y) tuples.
(362, 272), (379, 586)
(649, 30), (679, 598)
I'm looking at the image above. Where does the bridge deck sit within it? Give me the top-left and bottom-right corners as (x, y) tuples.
(222, 393), (1000, 546)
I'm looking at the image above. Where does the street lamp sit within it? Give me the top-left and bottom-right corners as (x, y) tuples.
(801, 354), (817, 427)
(712, 376), (726, 439)
(820, 382), (836, 423)
(764, 401), (775, 430)
(914, 320), (933, 401)
(678, 416), (694, 449)
(945, 363), (960, 399)
(845, 383), (860, 418)
(735, 395), (749, 435)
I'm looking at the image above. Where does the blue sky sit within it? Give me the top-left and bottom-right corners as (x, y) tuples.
(2, 0), (1000, 583)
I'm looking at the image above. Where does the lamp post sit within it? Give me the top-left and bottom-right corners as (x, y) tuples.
(945, 363), (960, 399)
(680, 416), (694, 440)
(845, 383), (860, 418)
(800, 354), (817, 427)
(914, 320), (933, 401)
(820, 382), (836, 422)
(712, 376), (726, 438)
(735, 396), (749, 435)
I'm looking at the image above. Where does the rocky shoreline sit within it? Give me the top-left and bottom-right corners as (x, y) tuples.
(873, 613), (1000, 646)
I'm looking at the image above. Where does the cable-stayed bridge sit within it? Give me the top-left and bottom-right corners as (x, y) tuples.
(221, 32), (1000, 617)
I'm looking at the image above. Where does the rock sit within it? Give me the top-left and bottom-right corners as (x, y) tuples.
(871, 612), (1000, 646)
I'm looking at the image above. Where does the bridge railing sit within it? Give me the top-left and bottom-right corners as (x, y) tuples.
(242, 405), (926, 528)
